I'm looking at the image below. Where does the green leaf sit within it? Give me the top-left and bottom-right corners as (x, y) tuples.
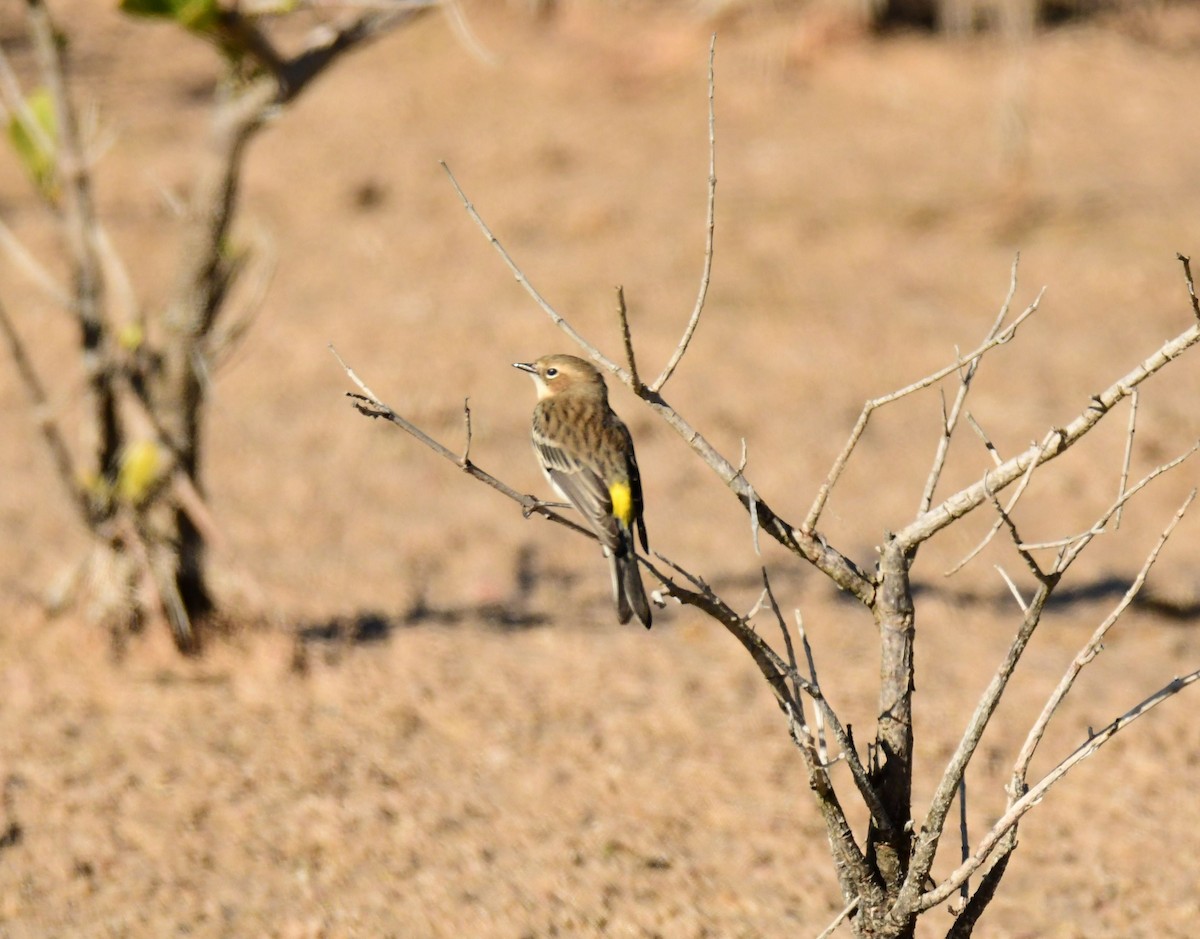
(6, 88), (58, 202)
(119, 0), (221, 34)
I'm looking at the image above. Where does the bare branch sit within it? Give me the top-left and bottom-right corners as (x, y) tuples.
(280, 5), (435, 101)
(944, 451), (1038, 576)
(649, 33), (716, 393)
(895, 579), (1058, 915)
(988, 488), (1046, 583)
(0, 295), (88, 522)
(0, 218), (69, 306)
(897, 320), (1200, 551)
(0, 41), (55, 160)
(920, 668), (1200, 912)
(760, 569), (800, 699)
(794, 610), (828, 762)
(1012, 489), (1196, 785)
(645, 554), (880, 902)
(956, 777), (970, 909)
(806, 287), (1044, 532)
(901, 464), (1196, 913)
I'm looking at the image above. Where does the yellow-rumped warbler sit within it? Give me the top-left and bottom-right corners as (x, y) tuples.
(514, 354), (652, 628)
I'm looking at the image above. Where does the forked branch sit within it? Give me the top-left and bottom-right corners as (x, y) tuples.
(806, 279), (1044, 532)
(896, 320), (1200, 551)
(920, 666), (1200, 911)
(441, 162), (875, 604)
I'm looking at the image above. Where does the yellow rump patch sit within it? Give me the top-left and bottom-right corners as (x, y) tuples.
(609, 482), (633, 526)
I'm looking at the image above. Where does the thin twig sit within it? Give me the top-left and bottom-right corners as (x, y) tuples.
(615, 285), (642, 394)
(441, 161), (617, 375)
(650, 33), (717, 393)
(988, 488), (1046, 583)
(760, 569), (800, 701)
(0, 218), (69, 305)
(0, 41), (55, 160)
(1019, 444), (1196, 555)
(1114, 388), (1138, 529)
(794, 610), (829, 763)
(460, 397), (473, 467)
(814, 895), (860, 939)
(965, 412), (1003, 467)
(807, 288), (1044, 532)
(919, 253), (1023, 514)
(957, 777), (970, 909)
(1178, 252), (1200, 322)
(28, 0), (117, 493)
(994, 565), (1028, 614)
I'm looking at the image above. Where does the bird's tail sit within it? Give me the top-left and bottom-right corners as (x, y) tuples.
(610, 545), (652, 629)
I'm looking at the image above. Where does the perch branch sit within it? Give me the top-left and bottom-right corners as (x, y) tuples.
(649, 34), (716, 393)
(331, 345), (592, 540)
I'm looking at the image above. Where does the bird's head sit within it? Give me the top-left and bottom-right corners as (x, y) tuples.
(513, 354), (607, 401)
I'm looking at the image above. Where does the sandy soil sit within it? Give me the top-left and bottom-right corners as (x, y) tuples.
(2, 2), (1200, 936)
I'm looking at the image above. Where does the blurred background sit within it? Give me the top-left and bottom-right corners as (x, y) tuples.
(1, 1), (1199, 935)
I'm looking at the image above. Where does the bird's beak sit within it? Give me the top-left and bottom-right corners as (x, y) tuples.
(513, 362), (537, 374)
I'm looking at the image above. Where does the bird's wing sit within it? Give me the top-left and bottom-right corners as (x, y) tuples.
(532, 426), (622, 552)
(617, 419), (649, 552)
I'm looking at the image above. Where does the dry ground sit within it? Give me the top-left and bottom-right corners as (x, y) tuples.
(2, 2), (1200, 936)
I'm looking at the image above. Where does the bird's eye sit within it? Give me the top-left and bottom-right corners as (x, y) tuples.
(545, 367), (559, 378)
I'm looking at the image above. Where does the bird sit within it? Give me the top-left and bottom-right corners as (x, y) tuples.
(513, 354), (652, 628)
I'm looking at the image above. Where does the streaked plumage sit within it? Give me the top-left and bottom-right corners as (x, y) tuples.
(514, 354), (652, 628)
